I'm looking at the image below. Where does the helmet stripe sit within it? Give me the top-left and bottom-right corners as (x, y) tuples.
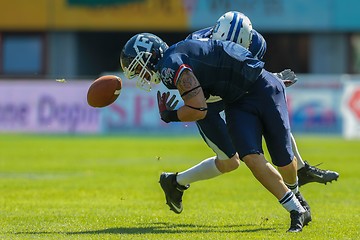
(233, 17), (243, 43)
(226, 12), (238, 41)
(258, 42), (266, 60)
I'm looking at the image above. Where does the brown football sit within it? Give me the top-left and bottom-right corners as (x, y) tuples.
(87, 75), (122, 108)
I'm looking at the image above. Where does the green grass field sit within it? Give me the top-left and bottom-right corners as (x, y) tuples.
(0, 134), (359, 239)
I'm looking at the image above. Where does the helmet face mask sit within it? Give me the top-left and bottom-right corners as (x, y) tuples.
(212, 11), (253, 49)
(122, 51), (152, 91)
(120, 33), (168, 91)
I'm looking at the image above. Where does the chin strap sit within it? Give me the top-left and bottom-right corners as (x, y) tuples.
(151, 71), (161, 84)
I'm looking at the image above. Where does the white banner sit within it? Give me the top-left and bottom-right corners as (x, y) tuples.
(0, 75), (351, 135)
(0, 80), (99, 133)
(341, 81), (360, 138)
(0, 78), (196, 134)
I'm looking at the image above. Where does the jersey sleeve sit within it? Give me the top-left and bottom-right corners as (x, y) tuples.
(160, 53), (193, 89)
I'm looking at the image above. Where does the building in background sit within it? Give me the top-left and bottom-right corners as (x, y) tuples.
(0, 0), (359, 79)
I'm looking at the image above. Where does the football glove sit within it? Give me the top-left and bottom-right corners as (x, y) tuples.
(157, 91), (180, 123)
(275, 69), (298, 87)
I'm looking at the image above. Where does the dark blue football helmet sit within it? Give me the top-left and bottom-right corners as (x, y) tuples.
(120, 33), (169, 91)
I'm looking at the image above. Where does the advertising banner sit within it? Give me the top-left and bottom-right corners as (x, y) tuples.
(341, 81), (360, 138)
(286, 75), (343, 134)
(189, 0), (360, 31)
(1, 0), (360, 31)
(0, 75), (348, 135)
(0, 79), (197, 134)
(0, 0), (187, 31)
(0, 80), (99, 133)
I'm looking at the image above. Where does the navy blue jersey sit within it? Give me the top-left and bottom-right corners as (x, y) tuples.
(187, 27), (267, 60)
(156, 39), (264, 103)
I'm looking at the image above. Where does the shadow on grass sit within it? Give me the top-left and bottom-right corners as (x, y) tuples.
(15, 222), (276, 235)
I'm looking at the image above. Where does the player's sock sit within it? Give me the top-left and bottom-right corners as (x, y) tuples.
(285, 177), (299, 194)
(176, 156), (222, 186)
(291, 134), (305, 169)
(279, 190), (305, 213)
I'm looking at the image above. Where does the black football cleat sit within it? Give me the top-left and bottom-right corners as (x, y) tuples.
(295, 192), (312, 226)
(298, 161), (339, 187)
(159, 172), (189, 214)
(287, 210), (310, 232)
(295, 191), (311, 214)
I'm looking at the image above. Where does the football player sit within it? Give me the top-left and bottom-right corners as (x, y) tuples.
(182, 11), (339, 189)
(120, 30), (311, 231)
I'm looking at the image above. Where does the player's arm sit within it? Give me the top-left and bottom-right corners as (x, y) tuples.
(157, 69), (207, 123)
(176, 69), (207, 121)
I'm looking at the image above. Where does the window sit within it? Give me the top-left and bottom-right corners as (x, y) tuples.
(350, 34), (360, 74)
(1, 33), (45, 76)
(261, 33), (310, 73)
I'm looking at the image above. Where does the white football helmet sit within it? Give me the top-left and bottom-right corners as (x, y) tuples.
(212, 11), (252, 49)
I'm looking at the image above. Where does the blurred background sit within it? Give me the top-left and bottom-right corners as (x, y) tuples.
(1, 0), (360, 138)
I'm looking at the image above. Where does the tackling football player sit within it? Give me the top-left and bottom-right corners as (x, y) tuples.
(120, 31), (311, 232)
(183, 11), (339, 189)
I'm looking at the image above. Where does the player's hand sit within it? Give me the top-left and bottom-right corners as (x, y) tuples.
(157, 91), (179, 123)
(157, 91), (179, 111)
(275, 69), (298, 87)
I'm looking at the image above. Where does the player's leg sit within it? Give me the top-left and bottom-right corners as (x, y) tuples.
(259, 72), (300, 192)
(225, 100), (289, 196)
(159, 153), (240, 214)
(225, 104), (308, 232)
(290, 133), (305, 169)
(159, 101), (239, 214)
(290, 133), (340, 186)
(172, 100), (239, 185)
(227, 71), (309, 232)
(260, 71), (311, 231)
(181, 101), (239, 175)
